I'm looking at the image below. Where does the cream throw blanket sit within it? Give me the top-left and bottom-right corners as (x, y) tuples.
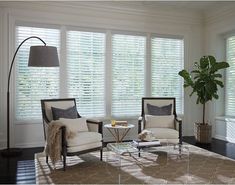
(45, 120), (76, 165)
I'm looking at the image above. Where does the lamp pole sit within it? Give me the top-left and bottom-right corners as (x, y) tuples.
(2, 36), (47, 157)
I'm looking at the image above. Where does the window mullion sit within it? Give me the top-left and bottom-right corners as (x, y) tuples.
(60, 26), (67, 98)
(105, 30), (112, 119)
(145, 33), (151, 97)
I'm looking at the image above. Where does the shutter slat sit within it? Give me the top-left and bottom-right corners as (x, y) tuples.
(15, 26), (60, 120)
(67, 31), (105, 117)
(112, 34), (146, 117)
(151, 37), (184, 114)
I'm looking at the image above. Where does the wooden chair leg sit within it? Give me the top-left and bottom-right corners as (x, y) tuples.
(63, 153), (66, 171)
(46, 155), (49, 163)
(100, 148), (103, 161)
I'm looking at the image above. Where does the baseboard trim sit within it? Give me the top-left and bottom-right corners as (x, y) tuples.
(15, 141), (45, 148)
(214, 135), (235, 144)
(214, 135), (226, 141)
(0, 140), (6, 150)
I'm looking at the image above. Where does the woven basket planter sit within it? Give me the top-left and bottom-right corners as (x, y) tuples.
(194, 123), (212, 143)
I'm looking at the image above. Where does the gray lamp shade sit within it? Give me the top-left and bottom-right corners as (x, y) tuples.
(28, 46), (59, 67)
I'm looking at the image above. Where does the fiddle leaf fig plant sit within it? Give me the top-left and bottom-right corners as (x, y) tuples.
(178, 56), (229, 124)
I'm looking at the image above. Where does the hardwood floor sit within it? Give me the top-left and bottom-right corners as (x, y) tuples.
(0, 137), (235, 184)
(0, 147), (43, 184)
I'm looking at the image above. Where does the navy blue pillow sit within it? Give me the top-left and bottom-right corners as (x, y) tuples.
(147, 103), (172, 116)
(51, 106), (79, 120)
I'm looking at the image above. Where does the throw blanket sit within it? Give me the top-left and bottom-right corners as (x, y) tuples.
(45, 120), (76, 165)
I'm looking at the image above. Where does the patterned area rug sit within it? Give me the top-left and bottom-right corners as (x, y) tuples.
(35, 144), (235, 184)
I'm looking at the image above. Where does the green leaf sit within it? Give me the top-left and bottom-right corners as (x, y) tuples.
(213, 73), (222, 78)
(212, 93), (219, 99)
(208, 55), (216, 66)
(178, 70), (194, 87)
(200, 56), (209, 69)
(214, 80), (224, 87)
(211, 62), (230, 72)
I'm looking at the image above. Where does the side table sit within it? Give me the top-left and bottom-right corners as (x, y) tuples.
(104, 124), (134, 142)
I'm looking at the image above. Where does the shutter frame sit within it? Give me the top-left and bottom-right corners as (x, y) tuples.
(151, 37), (184, 114)
(15, 26), (60, 120)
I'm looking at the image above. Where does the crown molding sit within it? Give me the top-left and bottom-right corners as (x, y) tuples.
(205, 3), (235, 25)
(0, 1), (203, 25)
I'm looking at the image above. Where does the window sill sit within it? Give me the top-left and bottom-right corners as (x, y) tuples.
(14, 120), (42, 125)
(215, 116), (235, 122)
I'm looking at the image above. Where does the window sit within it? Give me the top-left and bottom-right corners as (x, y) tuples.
(225, 36), (235, 116)
(67, 31), (105, 117)
(15, 24), (185, 120)
(15, 26), (60, 120)
(151, 37), (184, 114)
(112, 34), (146, 117)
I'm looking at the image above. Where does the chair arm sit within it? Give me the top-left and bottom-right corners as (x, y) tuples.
(138, 116), (143, 134)
(175, 117), (182, 145)
(87, 119), (103, 135)
(175, 117), (182, 123)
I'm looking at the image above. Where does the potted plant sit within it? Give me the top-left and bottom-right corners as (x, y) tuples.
(178, 56), (229, 143)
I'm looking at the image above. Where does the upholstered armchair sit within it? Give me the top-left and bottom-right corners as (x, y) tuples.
(41, 98), (103, 171)
(138, 97), (182, 144)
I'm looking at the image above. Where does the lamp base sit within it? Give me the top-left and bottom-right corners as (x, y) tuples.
(1, 148), (22, 157)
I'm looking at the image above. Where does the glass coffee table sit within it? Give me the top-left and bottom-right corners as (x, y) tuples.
(107, 141), (189, 166)
(106, 141), (163, 166)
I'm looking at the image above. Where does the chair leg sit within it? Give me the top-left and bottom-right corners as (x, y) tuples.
(46, 155), (49, 163)
(100, 148), (103, 161)
(63, 153), (66, 171)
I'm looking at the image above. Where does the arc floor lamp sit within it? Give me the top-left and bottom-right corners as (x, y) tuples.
(1, 36), (59, 157)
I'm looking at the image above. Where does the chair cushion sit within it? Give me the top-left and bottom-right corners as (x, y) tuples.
(51, 105), (78, 120)
(67, 142), (102, 153)
(147, 103), (172, 115)
(147, 128), (179, 139)
(59, 118), (88, 132)
(145, 115), (174, 128)
(67, 132), (102, 147)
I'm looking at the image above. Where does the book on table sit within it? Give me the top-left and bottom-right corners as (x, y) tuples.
(132, 139), (161, 147)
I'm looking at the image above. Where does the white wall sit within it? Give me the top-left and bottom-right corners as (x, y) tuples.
(205, 4), (235, 142)
(0, 2), (204, 148)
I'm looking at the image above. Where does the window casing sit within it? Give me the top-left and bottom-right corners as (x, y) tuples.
(225, 36), (235, 117)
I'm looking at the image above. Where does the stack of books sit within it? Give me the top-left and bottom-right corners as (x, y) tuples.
(132, 139), (161, 147)
(115, 120), (128, 126)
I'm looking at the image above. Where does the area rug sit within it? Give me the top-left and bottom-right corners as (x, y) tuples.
(35, 144), (235, 184)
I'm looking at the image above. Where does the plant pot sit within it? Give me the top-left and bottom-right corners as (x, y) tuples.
(194, 122), (212, 143)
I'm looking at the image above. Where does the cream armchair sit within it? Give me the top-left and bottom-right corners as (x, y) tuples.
(41, 98), (103, 171)
(138, 97), (182, 144)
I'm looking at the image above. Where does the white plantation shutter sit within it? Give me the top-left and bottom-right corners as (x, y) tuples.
(226, 36), (235, 116)
(15, 26), (60, 120)
(151, 37), (184, 114)
(112, 34), (145, 117)
(67, 31), (105, 117)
